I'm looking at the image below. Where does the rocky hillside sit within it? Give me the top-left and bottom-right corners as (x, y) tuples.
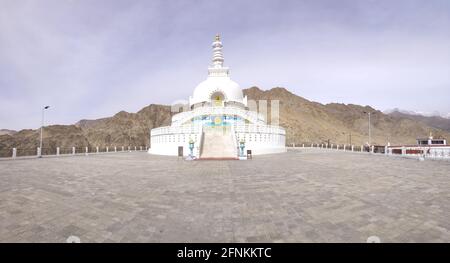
(75, 104), (172, 147)
(1, 87), (449, 157)
(0, 129), (16, 136)
(0, 104), (171, 157)
(0, 125), (88, 156)
(244, 87), (450, 146)
(388, 110), (450, 133)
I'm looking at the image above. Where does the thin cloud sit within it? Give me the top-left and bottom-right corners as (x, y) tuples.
(0, 0), (449, 130)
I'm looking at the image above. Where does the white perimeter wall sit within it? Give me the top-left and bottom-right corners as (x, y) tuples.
(387, 145), (450, 158)
(235, 132), (286, 155)
(149, 125), (202, 156)
(149, 124), (286, 156)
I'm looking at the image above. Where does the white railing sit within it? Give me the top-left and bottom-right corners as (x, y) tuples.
(171, 106), (265, 126)
(150, 124), (202, 136)
(233, 123), (286, 135)
(151, 124), (285, 141)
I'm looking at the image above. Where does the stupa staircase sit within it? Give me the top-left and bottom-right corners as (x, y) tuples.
(199, 126), (238, 160)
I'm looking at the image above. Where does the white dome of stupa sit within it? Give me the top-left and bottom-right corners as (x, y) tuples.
(191, 76), (243, 105)
(189, 35), (246, 107)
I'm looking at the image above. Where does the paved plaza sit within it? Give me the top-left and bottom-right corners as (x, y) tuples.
(0, 149), (449, 243)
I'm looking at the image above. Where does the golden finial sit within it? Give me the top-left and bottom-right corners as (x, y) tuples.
(215, 34), (220, 41)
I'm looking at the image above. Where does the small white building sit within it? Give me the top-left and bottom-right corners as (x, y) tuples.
(386, 134), (450, 159)
(416, 136), (446, 146)
(148, 35), (286, 159)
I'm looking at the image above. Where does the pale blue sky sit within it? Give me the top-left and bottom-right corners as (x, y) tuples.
(1, 0), (449, 130)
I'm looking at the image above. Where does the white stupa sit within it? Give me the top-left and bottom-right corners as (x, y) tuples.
(149, 35), (286, 159)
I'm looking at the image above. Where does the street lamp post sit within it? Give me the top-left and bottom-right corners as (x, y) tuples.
(363, 111), (375, 146)
(369, 112), (371, 145)
(39, 106), (50, 158)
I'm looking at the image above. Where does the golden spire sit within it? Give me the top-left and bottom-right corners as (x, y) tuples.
(215, 34), (220, 41)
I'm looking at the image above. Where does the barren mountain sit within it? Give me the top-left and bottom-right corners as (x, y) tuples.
(388, 110), (450, 133)
(0, 125), (88, 156)
(0, 104), (171, 157)
(1, 87), (449, 157)
(243, 87), (450, 146)
(75, 104), (172, 147)
(0, 129), (16, 136)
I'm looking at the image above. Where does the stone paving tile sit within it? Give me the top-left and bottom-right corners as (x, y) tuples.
(0, 149), (449, 242)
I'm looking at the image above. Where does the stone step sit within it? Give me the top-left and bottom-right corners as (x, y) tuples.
(200, 126), (237, 159)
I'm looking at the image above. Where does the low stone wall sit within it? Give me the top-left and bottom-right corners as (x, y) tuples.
(289, 143), (450, 161)
(0, 146), (148, 159)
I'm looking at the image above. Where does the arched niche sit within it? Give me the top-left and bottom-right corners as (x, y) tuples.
(210, 91), (226, 106)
